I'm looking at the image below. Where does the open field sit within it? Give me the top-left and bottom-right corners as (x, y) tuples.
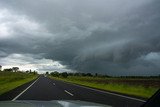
(50, 76), (160, 99)
(0, 71), (38, 95)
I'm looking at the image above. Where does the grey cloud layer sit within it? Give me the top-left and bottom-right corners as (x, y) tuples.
(0, 0), (160, 75)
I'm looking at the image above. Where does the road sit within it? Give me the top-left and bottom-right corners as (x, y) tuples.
(0, 75), (146, 107)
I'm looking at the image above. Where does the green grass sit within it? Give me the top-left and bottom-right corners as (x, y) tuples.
(0, 71), (38, 95)
(50, 76), (159, 99)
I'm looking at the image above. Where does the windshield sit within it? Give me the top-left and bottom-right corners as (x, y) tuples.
(0, 0), (160, 107)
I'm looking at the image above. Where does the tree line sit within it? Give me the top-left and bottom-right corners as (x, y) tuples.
(48, 71), (110, 78)
(0, 65), (37, 75)
(48, 71), (160, 79)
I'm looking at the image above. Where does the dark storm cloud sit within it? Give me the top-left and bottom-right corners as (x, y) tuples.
(0, 0), (160, 75)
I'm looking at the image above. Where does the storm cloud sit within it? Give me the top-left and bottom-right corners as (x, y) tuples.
(0, 0), (160, 75)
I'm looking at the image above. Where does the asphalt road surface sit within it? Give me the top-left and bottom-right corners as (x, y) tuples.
(0, 75), (146, 107)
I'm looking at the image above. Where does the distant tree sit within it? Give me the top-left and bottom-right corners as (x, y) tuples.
(95, 73), (98, 77)
(61, 72), (68, 78)
(86, 73), (92, 77)
(74, 73), (80, 76)
(81, 73), (86, 76)
(46, 71), (49, 75)
(26, 70), (29, 73)
(50, 71), (59, 77)
(33, 71), (37, 75)
(0, 65), (2, 71)
(102, 74), (110, 78)
(68, 73), (74, 76)
(12, 67), (19, 72)
(3, 68), (13, 72)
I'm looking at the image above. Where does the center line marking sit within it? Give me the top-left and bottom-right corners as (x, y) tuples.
(64, 90), (74, 96)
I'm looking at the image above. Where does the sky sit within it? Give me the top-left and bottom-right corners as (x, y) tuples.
(0, 0), (160, 75)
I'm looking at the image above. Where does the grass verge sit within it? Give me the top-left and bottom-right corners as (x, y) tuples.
(0, 71), (38, 95)
(50, 76), (159, 99)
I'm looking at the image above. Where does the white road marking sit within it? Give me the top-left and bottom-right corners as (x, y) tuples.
(61, 81), (146, 102)
(64, 90), (74, 96)
(53, 83), (55, 85)
(12, 77), (40, 101)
